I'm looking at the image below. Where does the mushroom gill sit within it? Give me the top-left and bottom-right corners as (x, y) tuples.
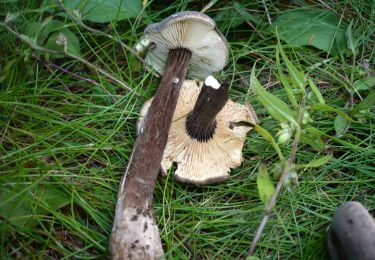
(138, 79), (258, 185)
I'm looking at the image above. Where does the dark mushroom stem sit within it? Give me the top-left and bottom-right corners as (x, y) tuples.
(186, 82), (229, 142)
(111, 48), (191, 258)
(122, 48), (192, 208)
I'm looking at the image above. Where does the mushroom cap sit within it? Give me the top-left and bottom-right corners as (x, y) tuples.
(142, 11), (229, 78)
(137, 80), (258, 185)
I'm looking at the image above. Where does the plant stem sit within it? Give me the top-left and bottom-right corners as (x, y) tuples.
(247, 104), (305, 256)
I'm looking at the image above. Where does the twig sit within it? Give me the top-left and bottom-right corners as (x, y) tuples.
(67, 52), (136, 94)
(175, 231), (202, 260)
(0, 22), (139, 96)
(201, 0), (218, 13)
(316, 0), (333, 10)
(34, 55), (98, 85)
(55, 0), (161, 78)
(247, 103), (305, 256)
(233, 5), (265, 40)
(261, 0), (272, 25)
(32, 54), (72, 93)
(33, 54), (118, 103)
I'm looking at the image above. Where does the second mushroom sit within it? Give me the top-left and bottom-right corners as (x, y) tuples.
(138, 76), (258, 185)
(110, 11), (229, 259)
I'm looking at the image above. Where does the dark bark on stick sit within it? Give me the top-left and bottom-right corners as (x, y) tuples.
(186, 82), (229, 142)
(110, 48), (191, 259)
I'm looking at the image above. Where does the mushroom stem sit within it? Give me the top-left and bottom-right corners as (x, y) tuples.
(110, 48), (192, 259)
(186, 81), (229, 142)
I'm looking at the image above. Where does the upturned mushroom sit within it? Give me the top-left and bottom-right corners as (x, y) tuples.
(138, 76), (258, 185)
(110, 12), (228, 259)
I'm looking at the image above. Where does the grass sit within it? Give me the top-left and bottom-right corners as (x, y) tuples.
(1, 0), (374, 259)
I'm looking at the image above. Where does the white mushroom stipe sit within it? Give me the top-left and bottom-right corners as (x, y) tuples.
(136, 100), (152, 136)
(134, 37), (150, 53)
(137, 80), (258, 185)
(205, 75), (220, 89)
(110, 207), (163, 260)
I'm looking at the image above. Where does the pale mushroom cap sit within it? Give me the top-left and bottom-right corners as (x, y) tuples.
(138, 80), (258, 185)
(143, 11), (229, 78)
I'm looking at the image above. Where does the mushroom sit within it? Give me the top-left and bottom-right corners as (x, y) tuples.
(327, 201), (375, 260)
(140, 11), (228, 78)
(110, 12), (228, 259)
(138, 76), (258, 185)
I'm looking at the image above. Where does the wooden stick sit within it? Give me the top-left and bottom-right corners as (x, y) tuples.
(186, 82), (229, 142)
(110, 48), (191, 259)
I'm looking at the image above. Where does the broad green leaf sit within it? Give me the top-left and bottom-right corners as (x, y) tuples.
(278, 44), (305, 92)
(277, 74), (297, 107)
(312, 103), (353, 122)
(45, 29), (81, 57)
(251, 67), (297, 126)
(0, 58), (17, 83)
(351, 91), (375, 115)
(233, 2), (262, 25)
(215, 4), (246, 31)
(308, 79), (325, 104)
(257, 163), (275, 207)
(0, 186), (31, 229)
(353, 77), (375, 91)
(334, 115), (350, 136)
(246, 256), (261, 260)
(276, 47), (298, 107)
(19, 34), (37, 47)
(41, 20), (68, 38)
(0, 184), (70, 232)
(252, 124), (284, 160)
(24, 19), (81, 57)
(24, 22), (42, 39)
(25, 20), (67, 44)
(270, 9), (347, 56)
(346, 20), (356, 55)
(36, 186), (70, 213)
(41, 15), (54, 29)
(63, 0), (142, 23)
(215, 2), (263, 31)
(300, 127), (325, 152)
(296, 155), (332, 169)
